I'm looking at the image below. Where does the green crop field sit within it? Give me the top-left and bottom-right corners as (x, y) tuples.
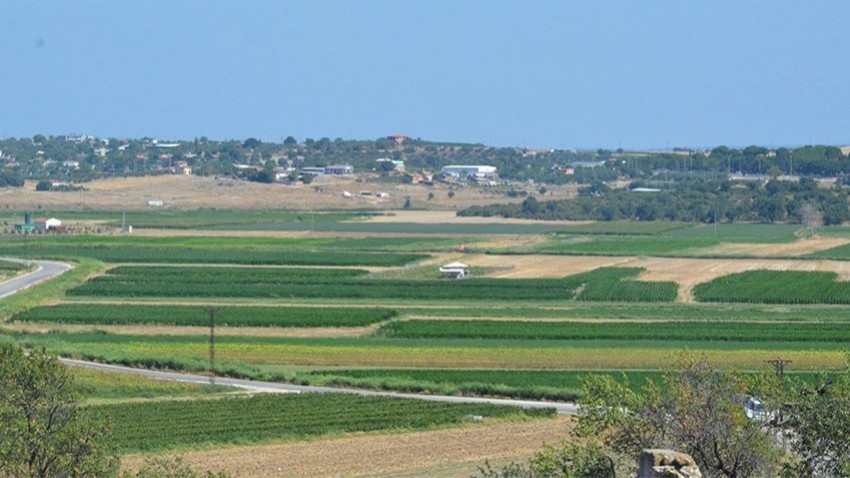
(7, 331), (849, 374)
(694, 270), (850, 304)
(0, 209), (374, 230)
(64, 266), (674, 303)
(4, 209), (850, 446)
(535, 236), (721, 256)
(15, 304), (398, 328)
(663, 223), (801, 242)
(808, 243), (850, 260)
(551, 221), (690, 236)
(96, 393), (553, 452)
(379, 319), (850, 342)
(0, 243), (425, 267)
(295, 369), (661, 401)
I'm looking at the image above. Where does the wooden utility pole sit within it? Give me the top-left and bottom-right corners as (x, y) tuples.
(766, 357), (792, 377)
(208, 307), (218, 385)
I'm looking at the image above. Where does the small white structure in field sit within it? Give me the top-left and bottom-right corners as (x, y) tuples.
(34, 217), (62, 231)
(147, 199), (164, 207)
(440, 262), (469, 279)
(342, 191), (352, 198)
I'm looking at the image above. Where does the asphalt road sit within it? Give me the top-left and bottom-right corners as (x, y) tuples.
(61, 358), (580, 415)
(0, 258), (580, 416)
(0, 258), (72, 299)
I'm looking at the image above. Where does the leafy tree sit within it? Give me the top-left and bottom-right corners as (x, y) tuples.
(782, 373), (850, 478)
(242, 138), (260, 149)
(448, 191), (455, 199)
(578, 353), (779, 478)
(0, 344), (118, 477)
(427, 192), (435, 200)
(283, 136), (297, 146)
(35, 181), (52, 192)
(403, 196), (412, 209)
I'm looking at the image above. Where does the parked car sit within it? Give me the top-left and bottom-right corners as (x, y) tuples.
(744, 396), (773, 421)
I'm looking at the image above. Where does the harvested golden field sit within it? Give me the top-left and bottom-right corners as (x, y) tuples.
(695, 237), (850, 257)
(465, 253), (850, 302)
(0, 176), (576, 211)
(121, 416), (574, 478)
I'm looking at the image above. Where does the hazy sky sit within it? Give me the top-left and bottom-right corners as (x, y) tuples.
(2, 1), (850, 149)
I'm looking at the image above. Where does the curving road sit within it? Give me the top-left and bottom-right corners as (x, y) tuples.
(0, 258), (72, 299)
(0, 258), (579, 415)
(60, 358), (579, 415)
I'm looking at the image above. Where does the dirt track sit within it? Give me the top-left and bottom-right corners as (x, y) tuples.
(121, 417), (573, 478)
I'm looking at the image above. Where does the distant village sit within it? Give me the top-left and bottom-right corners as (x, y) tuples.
(2, 134), (850, 200)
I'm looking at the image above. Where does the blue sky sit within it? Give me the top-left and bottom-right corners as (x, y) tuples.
(2, 1), (849, 149)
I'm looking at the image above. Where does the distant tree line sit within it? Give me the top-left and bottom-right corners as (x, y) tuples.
(459, 178), (850, 224)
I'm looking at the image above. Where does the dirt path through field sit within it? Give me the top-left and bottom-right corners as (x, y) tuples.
(121, 417), (573, 478)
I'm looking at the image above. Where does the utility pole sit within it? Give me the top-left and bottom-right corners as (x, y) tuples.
(208, 307), (218, 385)
(766, 357), (792, 378)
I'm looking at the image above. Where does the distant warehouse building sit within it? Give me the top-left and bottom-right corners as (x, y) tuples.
(299, 164), (354, 176)
(324, 164), (353, 175)
(440, 165), (497, 180)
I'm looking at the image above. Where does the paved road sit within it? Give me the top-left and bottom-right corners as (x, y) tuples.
(0, 259), (580, 416)
(61, 358), (580, 415)
(0, 258), (72, 299)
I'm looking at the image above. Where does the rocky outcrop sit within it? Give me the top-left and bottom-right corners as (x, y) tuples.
(638, 449), (702, 478)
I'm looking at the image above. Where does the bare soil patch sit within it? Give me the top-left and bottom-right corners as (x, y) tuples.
(463, 254), (636, 278)
(121, 417), (573, 478)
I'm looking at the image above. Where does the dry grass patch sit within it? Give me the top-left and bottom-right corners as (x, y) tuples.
(1, 176), (576, 211)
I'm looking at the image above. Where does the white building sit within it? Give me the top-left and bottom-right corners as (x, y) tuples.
(376, 158), (405, 172)
(34, 217), (62, 231)
(325, 164), (353, 175)
(439, 262), (470, 279)
(440, 165), (497, 180)
(62, 160), (80, 170)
